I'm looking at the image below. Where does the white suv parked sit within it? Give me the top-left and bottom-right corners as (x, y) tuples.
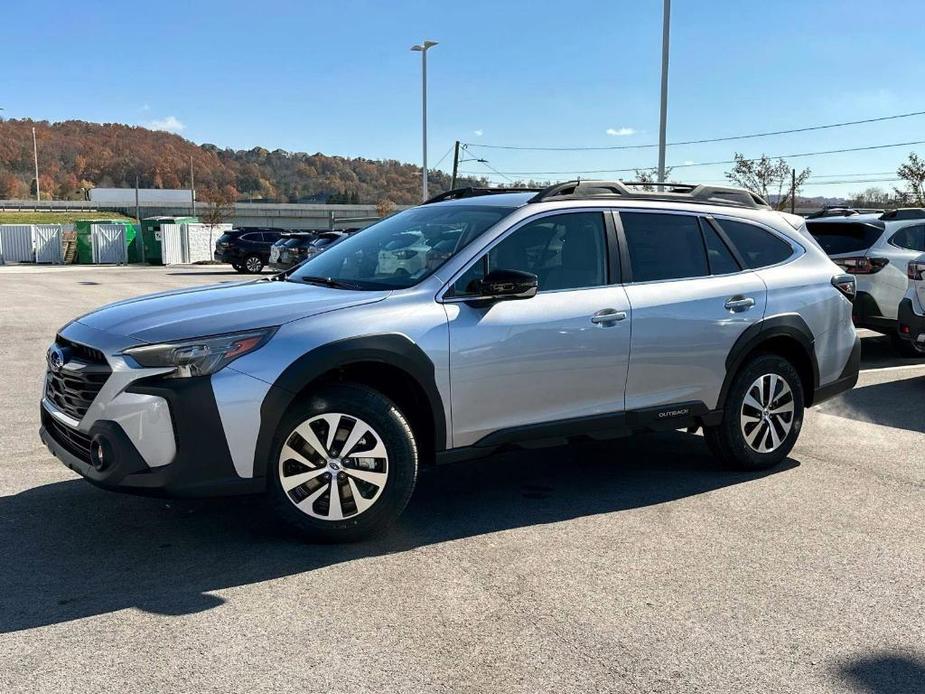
(807, 209), (925, 355)
(40, 181), (860, 542)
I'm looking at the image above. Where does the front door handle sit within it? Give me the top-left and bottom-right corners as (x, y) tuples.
(724, 296), (756, 312)
(591, 308), (627, 325)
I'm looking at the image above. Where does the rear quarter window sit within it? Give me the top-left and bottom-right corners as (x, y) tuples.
(718, 219), (794, 268)
(806, 221), (884, 255)
(889, 224), (925, 252)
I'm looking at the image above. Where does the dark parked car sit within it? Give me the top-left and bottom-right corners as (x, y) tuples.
(214, 228), (285, 273)
(268, 232), (318, 271)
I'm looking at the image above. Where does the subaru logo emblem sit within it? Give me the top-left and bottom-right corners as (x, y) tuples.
(47, 345), (66, 373)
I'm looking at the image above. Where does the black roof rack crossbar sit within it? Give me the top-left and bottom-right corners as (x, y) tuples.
(527, 180), (771, 210)
(423, 187), (544, 204)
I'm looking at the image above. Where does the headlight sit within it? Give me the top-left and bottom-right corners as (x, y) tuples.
(123, 328), (277, 378)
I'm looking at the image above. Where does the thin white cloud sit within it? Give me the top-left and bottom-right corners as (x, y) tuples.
(140, 103), (150, 111)
(606, 127), (636, 136)
(146, 115), (185, 133)
(473, 129), (483, 136)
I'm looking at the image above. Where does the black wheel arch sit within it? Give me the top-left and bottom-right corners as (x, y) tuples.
(253, 334), (447, 480)
(718, 314), (820, 410)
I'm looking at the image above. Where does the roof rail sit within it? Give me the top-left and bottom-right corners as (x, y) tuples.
(528, 180), (770, 210)
(423, 186), (543, 204)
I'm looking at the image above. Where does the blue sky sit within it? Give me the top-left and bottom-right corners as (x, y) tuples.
(4, 0), (925, 197)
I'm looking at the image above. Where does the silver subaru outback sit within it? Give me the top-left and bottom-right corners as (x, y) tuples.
(40, 181), (861, 542)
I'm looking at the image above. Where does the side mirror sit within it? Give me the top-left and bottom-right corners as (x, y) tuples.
(478, 269), (538, 300)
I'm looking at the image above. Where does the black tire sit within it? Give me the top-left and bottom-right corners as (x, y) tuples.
(704, 353), (804, 470)
(890, 331), (924, 358)
(243, 254), (264, 274)
(267, 384), (418, 542)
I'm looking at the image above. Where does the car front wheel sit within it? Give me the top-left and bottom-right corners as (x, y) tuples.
(268, 384), (418, 542)
(704, 354), (804, 470)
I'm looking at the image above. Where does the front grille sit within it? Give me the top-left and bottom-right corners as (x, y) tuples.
(45, 338), (111, 421)
(42, 408), (92, 462)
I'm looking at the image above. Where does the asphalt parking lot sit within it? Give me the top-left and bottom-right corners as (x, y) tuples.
(0, 265), (923, 694)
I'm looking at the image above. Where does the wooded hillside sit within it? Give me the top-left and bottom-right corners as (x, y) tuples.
(0, 119), (487, 205)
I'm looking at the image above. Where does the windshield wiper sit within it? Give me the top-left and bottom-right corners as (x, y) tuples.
(299, 275), (360, 290)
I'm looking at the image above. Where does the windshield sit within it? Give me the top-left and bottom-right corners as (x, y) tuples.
(288, 204), (515, 289)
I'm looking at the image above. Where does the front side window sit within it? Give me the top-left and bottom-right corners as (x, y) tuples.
(451, 212), (608, 296)
(890, 224), (925, 252)
(288, 204), (515, 289)
(717, 219), (794, 268)
(621, 212), (709, 282)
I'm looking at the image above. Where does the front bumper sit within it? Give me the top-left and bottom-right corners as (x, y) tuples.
(898, 298), (925, 348)
(40, 375), (264, 498)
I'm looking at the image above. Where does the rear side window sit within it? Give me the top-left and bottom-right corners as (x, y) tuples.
(889, 224), (925, 252)
(700, 220), (741, 274)
(621, 212), (708, 282)
(718, 219), (793, 268)
(240, 233), (261, 242)
(806, 221), (884, 255)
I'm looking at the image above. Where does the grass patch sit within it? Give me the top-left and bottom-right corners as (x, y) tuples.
(0, 211), (135, 224)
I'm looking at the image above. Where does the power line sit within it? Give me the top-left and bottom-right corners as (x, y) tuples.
(461, 110), (925, 152)
(457, 139), (925, 176)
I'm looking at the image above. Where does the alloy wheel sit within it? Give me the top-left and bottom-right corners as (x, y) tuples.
(739, 373), (795, 453)
(246, 256), (263, 273)
(278, 413), (389, 521)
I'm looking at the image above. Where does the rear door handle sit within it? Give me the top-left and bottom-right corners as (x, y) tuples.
(724, 296), (756, 312)
(591, 308), (627, 325)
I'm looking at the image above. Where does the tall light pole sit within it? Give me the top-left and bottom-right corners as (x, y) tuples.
(656, 0), (671, 183)
(411, 40), (438, 202)
(32, 126), (41, 201)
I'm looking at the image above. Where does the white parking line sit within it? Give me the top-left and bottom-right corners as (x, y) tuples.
(860, 363), (925, 374)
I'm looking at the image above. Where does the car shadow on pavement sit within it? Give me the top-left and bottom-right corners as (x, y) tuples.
(859, 333), (925, 369)
(815, 374), (925, 434)
(0, 430), (797, 633)
(837, 652), (925, 694)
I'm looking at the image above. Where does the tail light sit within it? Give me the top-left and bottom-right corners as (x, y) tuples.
(834, 256), (888, 274)
(831, 274), (857, 302)
(908, 261), (925, 281)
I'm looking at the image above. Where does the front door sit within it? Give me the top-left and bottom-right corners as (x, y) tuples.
(444, 210), (632, 447)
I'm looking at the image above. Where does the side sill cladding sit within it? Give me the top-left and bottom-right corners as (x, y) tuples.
(717, 314), (820, 410)
(252, 334), (447, 479)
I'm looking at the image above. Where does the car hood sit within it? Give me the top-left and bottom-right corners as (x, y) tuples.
(74, 279), (390, 343)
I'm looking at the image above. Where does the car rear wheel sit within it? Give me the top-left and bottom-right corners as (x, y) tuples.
(243, 254), (264, 274)
(704, 354), (804, 470)
(268, 384), (418, 542)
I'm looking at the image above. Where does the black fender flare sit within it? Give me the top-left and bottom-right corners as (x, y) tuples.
(716, 314), (819, 411)
(252, 334), (447, 479)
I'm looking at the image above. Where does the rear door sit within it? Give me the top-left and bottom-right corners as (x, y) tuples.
(618, 210), (767, 413)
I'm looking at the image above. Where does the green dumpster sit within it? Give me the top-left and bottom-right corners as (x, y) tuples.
(140, 216), (198, 265)
(74, 220), (141, 264)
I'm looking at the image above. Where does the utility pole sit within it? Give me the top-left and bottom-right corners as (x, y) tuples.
(411, 40), (438, 202)
(450, 140), (460, 190)
(189, 155), (195, 216)
(32, 126), (41, 201)
(135, 174), (145, 263)
(656, 0), (671, 183)
(791, 168), (796, 214)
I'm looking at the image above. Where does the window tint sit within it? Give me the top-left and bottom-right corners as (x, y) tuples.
(718, 219), (793, 268)
(621, 212), (708, 282)
(452, 212), (607, 295)
(806, 221), (884, 255)
(890, 224), (925, 252)
(700, 220), (741, 274)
